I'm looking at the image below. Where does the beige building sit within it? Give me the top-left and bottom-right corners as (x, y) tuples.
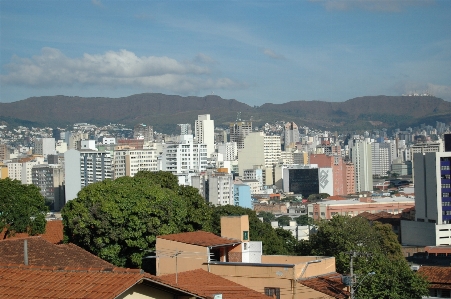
(238, 132), (281, 185)
(156, 215), (344, 299)
(113, 147), (159, 179)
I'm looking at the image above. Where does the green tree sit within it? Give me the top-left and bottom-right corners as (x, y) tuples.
(295, 214), (313, 226)
(274, 227), (298, 255)
(257, 211), (276, 224)
(62, 172), (212, 268)
(299, 215), (428, 299)
(210, 205), (290, 255)
(0, 178), (48, 238)
(277, 215), (292, 226)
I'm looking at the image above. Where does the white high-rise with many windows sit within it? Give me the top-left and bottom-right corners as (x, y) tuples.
(64, 149), (113, 201)
(162, 135), (208, 175)
(195, 114), (215, 157)
(350, 139), (373, 192)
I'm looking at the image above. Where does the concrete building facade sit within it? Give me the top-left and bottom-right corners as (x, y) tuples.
(195, 114), (215, 157)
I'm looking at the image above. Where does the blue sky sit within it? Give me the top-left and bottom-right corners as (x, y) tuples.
(1, 0), (450, 105)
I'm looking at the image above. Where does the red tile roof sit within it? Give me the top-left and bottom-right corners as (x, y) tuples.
(158, 231), (241, 247)
(0, 220), (63, 244)
(0, 264), (149, 299)
(0, 237), (114, 268)
(418, 266), (451, 285)
(299, 272), (349, 299)
(159, 268), (272, 299)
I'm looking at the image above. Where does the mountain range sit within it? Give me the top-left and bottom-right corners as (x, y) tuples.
(0, 94), (450, 134)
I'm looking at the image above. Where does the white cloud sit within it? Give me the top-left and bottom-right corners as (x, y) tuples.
(92, 0), (103, 8)
(0, 48), (245, 94)
(309, 0), (434, 12)
(263, 49), (286, 60)
(194, 53), (217, 64)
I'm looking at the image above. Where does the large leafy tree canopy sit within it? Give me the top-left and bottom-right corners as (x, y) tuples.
(299, 215), (428, 299)
(0, 178), (48, 238)
(62, 171), (212, 268)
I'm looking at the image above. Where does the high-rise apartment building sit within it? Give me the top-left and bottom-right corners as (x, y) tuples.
(161, 135), (208, 175)
(31, 164), (65, 211)
(133, 124), (154, 142)
(238, 132), (281, 185)
(283, 122), (300, 149)
(178, 124), (192, 135)
(7, 162), (22, 181)
(64, 149), (113, 201)
(113, 148), (159, 178)
(217, 142), (238, 161)
(34, 138), (56, 159)
(195, 114), (215, 157)
(230, 121), (252, 149)
(350, 140), (373, 192)
(0, 144), (9, 161)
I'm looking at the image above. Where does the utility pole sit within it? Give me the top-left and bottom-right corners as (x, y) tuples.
(347, 250), (372, 299)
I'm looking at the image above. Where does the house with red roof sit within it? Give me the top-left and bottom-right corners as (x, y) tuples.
(0, 231), (272, 299)
(418, 266), (451, 298)
(156, 215), (346, 299)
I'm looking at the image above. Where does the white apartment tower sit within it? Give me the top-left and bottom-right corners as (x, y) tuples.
(217, 142), (238, 161)
(350, 140), (373, 192)
(161, 135), (208, 175)
(64, 149), (113, 201)
(195, 114), (215, 157)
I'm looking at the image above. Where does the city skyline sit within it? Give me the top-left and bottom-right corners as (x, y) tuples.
(1, 0), (450, 105)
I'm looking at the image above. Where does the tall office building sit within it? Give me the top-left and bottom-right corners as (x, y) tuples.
(350, 140), (373, 192)
(283, 122), (300, 149)
(230, 121), (252, 149)
(402, 152), (451, 246)
(195, 114), (215, 157)
(64, 149), (113, 201)
(310, 154), (353, 195)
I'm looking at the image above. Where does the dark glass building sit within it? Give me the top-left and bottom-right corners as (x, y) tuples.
(288, 168), (319, 198)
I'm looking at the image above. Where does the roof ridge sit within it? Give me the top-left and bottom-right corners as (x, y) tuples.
(0, 263), (144, 274)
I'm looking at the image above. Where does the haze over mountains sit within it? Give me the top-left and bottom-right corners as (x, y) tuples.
(0, 94), (450, 134)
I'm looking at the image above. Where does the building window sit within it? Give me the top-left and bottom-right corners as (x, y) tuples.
(243, 231), (249, 241)
(264, 287), (280, 299)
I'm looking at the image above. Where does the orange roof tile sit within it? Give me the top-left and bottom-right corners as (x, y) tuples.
(158, 231), (241, 247)
(0, 264), (147, 299)
(0, 237), (114, 268)
(299, 272), (349, 299)
(418, 266), (451, 284)
(159, 269), (272, 299)
(0, 220), (63, 244)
